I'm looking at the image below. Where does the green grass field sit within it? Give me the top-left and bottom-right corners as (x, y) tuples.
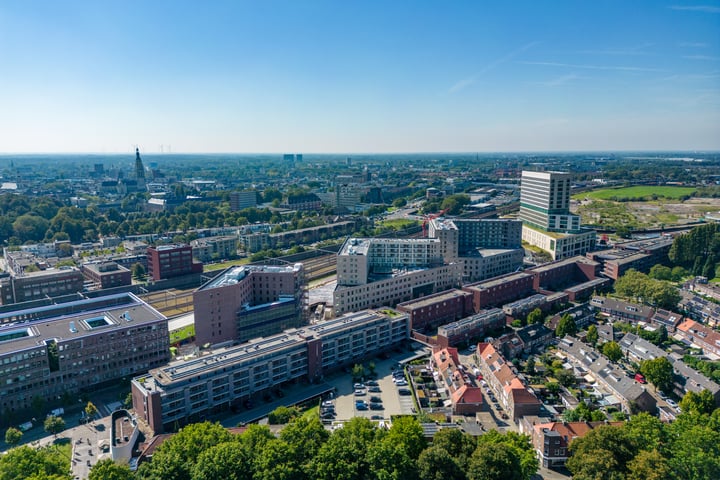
(576, 186), (696, 201)
(379, 218), (419, 229)
(203, 257), (251, 272)
(170, 324), (195, 344)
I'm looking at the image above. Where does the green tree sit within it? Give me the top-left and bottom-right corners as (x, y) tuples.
(366, 437), (417, 480)
(702, 255), (716, 279)
(132, 262), (146, 280)
(544, 381), (561, 394)
(671, 266), (689, 282)
(679, 389), (716, 416)
(525, 357), (536, 375)
(0, 445), (71, 480)
(429, 428), (476, 471)
(268, 406), (301, 425)
(586, 324), (599, 346)
(88, 458), (134, 480)
(626, 449), (672, 480)
(648, 264), (672, 281)
(639, 357), (673, 393)
(12, 214), (50, 242)
(417, 445), (465, 480)
(555, 313), (578, 338)
(279, 416), (329, 466)
(554, 369), (576, 387)
(467, 443), (523, 480)
(624, 412), (666, 451)
(253, 439), (302, 480)
(85, 401), (98, 421)
(527, 308), (544, 325)
(4, 427), (22, 447)
(352, 363), (366, 381)
(476, 430), (538, 480)
(667, 421), (720, 480)
(190, 441), (254, 480)
(44, 415), (65, 437)
(567, 425), (636, 480)
(385, 416), (427, 460)
(137, 421), (235, 480)
(602, 341), (623, 362)
(307, 417), (379, 480)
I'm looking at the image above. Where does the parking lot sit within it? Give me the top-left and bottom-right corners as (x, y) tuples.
(323, 345), (429, 423)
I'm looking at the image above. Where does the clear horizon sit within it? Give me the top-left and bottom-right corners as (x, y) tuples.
(1, 1), (719, 154)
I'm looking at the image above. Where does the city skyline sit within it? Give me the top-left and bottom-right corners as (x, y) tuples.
(1, 1), (719, 153)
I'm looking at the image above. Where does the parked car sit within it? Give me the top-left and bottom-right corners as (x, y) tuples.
(356, 403), (369, 410)
(370, 403), (384, 410)
(371, 415), (384, 420)
(667, 399), (678, 409)
(322, 400), (334, 407)
(354, 389), (366, 396)
(395, 380), (408, 386)
(366, 381), (379, 386)
(353, 383), (365, 389)
(368, 386), (382, 393)
(370, 396), (382, 403)
(398, 388), (412, 395)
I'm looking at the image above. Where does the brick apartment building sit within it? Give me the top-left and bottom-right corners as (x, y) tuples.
(193, 264), (305, 346)
(0, 292), (168, 413)
(147, 244), (203, 281)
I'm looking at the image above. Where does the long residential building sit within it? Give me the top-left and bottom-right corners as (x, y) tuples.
(429, 218), (524, 282)
(0, 267), (85, 306)
(132, 308), (409, 433)
(618, 332), (720, 404)
(475, 342), (542, 420)
(0, 293), (168, 413)
(557, 337), (656, 414)
(334, 237), (462, 315)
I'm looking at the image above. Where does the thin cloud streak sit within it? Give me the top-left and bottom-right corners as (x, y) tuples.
(669, 5), (720, 13)
(577, 43), (655, 56)
(538, 74), (581, 87)
(683, 55), (720, 61)
(448, 41), (539, 93)
(679, 42), (709, 47)
(520, 61), (666, 72)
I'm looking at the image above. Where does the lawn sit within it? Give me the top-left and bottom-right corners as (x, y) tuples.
(203, 257), (251, 272)
(576, 186), (696, 201)
(378, 218), (419, 230)
(170, 324), (196, 344)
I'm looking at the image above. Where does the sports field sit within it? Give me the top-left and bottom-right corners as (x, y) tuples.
(576, 186), (696, 201)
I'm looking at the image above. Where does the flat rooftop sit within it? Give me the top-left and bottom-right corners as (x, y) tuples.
(199, 264), (302, 290)
(397, 289), (470, 310)
(140, 308), (405, 389)
(465, 272), (533, 290)
(0, 293), (167, 355)
(529, 255), (598, 274)
(339, 238), (371, 256)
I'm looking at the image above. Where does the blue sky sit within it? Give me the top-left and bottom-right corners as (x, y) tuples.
(0, 1), (718, 153)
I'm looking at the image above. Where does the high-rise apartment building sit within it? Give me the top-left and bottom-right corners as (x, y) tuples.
(229, 191), (257, 211)
(519, 171), (580, 233)
(519, 171), (596, 260)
